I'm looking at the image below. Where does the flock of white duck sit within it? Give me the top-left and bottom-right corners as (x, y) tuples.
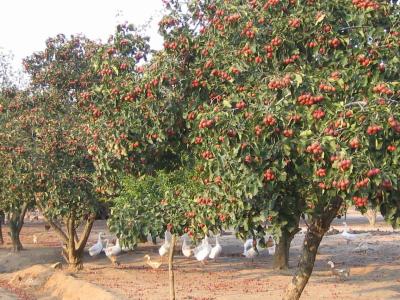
(86, 221), (373, 273)
(87, 229), (276, 268)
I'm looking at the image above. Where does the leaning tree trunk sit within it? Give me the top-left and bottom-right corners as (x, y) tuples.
(283, 198), (343, 300)
(8, 202), (29, 252)
(168, 234), (177, 300)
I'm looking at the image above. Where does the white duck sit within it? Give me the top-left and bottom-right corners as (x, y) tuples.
(352, 241), (370, 254)
(88, 232), (104, 257)
(209, 236), (222, 261)
(104, 238), (122, 265)
(243, 238), (258, 262)
(159, 230), (172, 259)
(327, 261), (350, 280)
(181, 235), (193, 258)
(194, 236), (212, 264)
(342, 222), (371, 244)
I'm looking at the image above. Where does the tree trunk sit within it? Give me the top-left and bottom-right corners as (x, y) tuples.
(283, 198), (343, 300)
(0, 222), (3, 245)
(274, 227), (300, 270)
(8, 202), (29, 252)
(0, 211), (4, 245)
(366, 208), (377, 227)
(168, 234), (176, 300)
(41, 209), (96, 271)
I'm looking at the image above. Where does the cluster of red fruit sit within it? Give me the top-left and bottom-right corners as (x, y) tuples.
(367, 168), (381, 177)
(307, 41), (318, 48)
(382, 179), (393, 190)
(328, 38), (341, 49)
(366, 124), (382, 135)
(297, 93), (324, 106)
(356, 178), (370, 189)
(388, 116), (400, 133)
(254, 125), (263, 136)
(339, 159), (352, 171)
(196, 197), (214, 206)
(123, 92), (136, 102)
(387, 145), (396, 152)
(241, 21), (255, 39)
(324, 126), (339, 137)
(263, 114), (277, 126)
(268, 75), (291, 90)
(192, 79), (207, 88)
(263, 169), (275, 181)
(198, 118), (214, 129)
(224, 13), (241, 23)
(283, 129), (294, 137)
(319, 83), (336, 92)
(264, 37), (282, 58)
(349, 138), (360, 149)
(80, 92), (91, 101)
(211, 69), (233, 82)
(99, 68), (113, 77)
(357, 54), (372, 67)
(89, 104), (102, 119)
(201, 150), (214, 160)
(214, 176), (222, 185)
(373, 83), (393, 95)
(184, 211), (196, 218)
(306, 142), (323, 155)
(235, 100), (246, 110)
(287, 114), (302, 123)
(187, 111), (196, 121)
(194, 136), (203, 144)
(263, 0), (280, 9)
(312, 108), (325, 120)
(332, 179), (350, 191)
(218, 213), (228, 222)
(352, 0), (379, 10)
(289, 18), (301, 28)
(283, 54), (300, 65)
(163, 41), (178, 50)
(315, 168), (326, 177)
(353, 196), (368, 208)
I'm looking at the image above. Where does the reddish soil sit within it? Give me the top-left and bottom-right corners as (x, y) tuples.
(0, 210), (399, 299)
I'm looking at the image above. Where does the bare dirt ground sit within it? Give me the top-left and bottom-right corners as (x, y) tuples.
(0, 210), (399, 300)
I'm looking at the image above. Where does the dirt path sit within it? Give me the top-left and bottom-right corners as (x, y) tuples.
(0, 210), (399, 299)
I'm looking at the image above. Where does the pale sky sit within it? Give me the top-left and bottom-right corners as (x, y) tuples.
(0, 0), (164, 68)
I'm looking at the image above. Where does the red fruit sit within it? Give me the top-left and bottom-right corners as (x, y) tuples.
(263, 169), (275, 181)
(387, 145), (396, 152)
(244, 155), (252, 163)
(349, 138), (360, 149)
(366, 124), (382, 135)
(194, 136), (203, 144)
(339, 159), (352, 171)
(283, 129), (294, 137)
(312, 108), (325, 120)
(382, 179), (392, 190)
(235, 101), (246, 110)
(367, 168), (381, 177)
(316, 168), (326, 177)
(263, 114), (277, 126)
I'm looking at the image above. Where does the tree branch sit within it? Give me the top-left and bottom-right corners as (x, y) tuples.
(77, 213), (96, 252)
